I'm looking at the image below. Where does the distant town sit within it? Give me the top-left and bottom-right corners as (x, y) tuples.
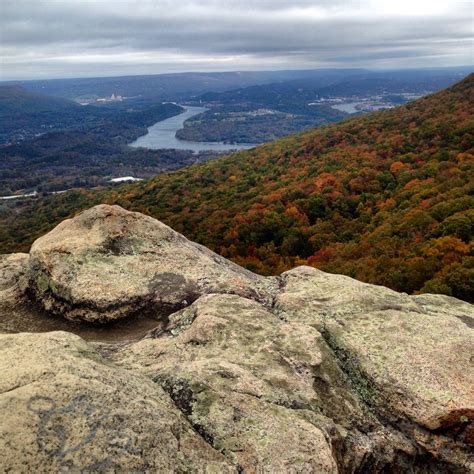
(308, 91), (426, 114)
(78, 93), (137, 105)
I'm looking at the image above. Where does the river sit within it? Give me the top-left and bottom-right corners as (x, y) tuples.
(330, 102), (363, 113)
(129, 105), (256, 152)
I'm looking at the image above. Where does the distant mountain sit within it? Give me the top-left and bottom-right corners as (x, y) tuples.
(0, 85), (110, 144)
(6, 69), (367, 101)
(0, 85), (82, 142)
(195, 70), (364, 104)
(195, 68), (470, 105)
(1, 73), (473, 300)
(312, 71), (469, 98)
(0, 85), (80, 114)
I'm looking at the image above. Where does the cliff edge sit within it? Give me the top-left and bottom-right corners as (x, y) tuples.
(0, 205), (472, 472)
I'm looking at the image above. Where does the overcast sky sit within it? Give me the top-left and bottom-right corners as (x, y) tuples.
(1, 0), (472, 80)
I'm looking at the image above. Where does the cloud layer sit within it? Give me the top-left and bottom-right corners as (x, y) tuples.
(1, 0), (472, 79)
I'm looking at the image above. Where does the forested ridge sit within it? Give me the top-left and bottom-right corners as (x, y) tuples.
(0, 87), (190, 194)
(1, 74), (473, 300)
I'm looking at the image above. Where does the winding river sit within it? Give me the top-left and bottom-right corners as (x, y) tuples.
(129, 105), (256, 152)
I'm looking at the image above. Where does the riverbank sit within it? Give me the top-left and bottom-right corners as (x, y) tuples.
(129, 105), (256, 152)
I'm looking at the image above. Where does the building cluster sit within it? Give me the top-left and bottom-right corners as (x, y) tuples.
(96, 93), (123, 103)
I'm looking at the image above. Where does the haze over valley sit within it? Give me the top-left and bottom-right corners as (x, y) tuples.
(1, 66), (471, 197)
(0, 3), (473, 471)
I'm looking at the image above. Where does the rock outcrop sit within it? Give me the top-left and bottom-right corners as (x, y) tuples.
(0, 331), (232, 472)
(0, 205), (473, 473)
(27, 205), (275, 322)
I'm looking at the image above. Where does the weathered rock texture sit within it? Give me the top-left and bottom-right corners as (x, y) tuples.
(0, 331), (232, 472)
(0, 205), (473, 473)
(27, 205), (275, 322)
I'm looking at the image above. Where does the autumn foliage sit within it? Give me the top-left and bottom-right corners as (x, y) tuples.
(1, 74), (473, 300)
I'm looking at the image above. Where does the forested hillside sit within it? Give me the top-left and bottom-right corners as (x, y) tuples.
(1, 74), (472, 300)
(0, 87), (191, 194)
(0, 85), (184, 145)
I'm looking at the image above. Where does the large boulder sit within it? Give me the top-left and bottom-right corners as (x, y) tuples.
(28, 205), (275, 322)
(0, 331), (233, 472)
(275, 266), (474, 469)
(1, 208), (473, 472)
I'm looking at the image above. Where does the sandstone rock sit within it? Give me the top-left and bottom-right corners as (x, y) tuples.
(0, 253), (28, 292)
(28, 205), (275, 322)
(0, 331), (233, 472)
(0, 253), (32, 333)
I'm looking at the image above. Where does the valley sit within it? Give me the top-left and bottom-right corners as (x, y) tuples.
(0, 90), (222, 196)
(130, 105), (256, 151)
(1, 73), (472, 301)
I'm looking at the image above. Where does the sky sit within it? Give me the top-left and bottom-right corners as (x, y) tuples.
(1, 0), (473, 80)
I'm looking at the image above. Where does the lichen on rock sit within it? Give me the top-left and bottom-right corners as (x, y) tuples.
(0, 331), (233, 472)
(26, 205), (276, 322)
(0, 206), (473, 472)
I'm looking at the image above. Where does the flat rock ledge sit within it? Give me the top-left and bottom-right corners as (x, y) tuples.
(0, 205), (473, 472)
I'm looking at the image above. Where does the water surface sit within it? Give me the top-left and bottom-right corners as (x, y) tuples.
(129, 105), (256, 152)
(331, 102), (363, 113)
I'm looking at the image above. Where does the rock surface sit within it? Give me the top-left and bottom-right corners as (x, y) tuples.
(0, 205), (473, 472)
(27, 205), (275, 322)
(276, 267), (474, 468)
(0, 253), (28, 292)
(0, 331), (232, 472)
(116, 294), (339, 472)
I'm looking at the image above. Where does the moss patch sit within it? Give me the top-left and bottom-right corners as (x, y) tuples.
(321, 329), (380, 407)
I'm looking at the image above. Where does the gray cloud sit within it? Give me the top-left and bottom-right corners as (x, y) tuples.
(0, 0), (472, 79)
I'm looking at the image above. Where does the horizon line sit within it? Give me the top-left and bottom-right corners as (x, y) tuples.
(1, 64), (473, 84)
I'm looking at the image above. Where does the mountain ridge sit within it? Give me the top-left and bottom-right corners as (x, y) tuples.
(1, 73), (473, 300)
